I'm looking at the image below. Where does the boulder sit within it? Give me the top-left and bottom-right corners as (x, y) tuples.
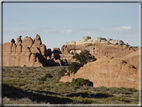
(81, 36), (91, 42)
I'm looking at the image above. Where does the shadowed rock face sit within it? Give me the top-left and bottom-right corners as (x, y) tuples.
(60, 51), (140, 89)
(2, 34), (63, 67)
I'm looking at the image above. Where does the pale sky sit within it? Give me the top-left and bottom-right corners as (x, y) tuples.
(2, 1), (140, 50)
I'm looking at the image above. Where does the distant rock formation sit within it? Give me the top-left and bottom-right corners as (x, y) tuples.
(60, 50), (140, 89)
(60, 36), (138, 63)
(66, 36), (125, 45)
(2, 35), (139, 67)
(3, 34), (63, 67)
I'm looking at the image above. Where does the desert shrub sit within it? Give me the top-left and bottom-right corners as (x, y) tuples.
(108, 87), (132, 94)
(40, 73), (53, 81)
(127, 88), (137, 92)
(58, 67), (67, 77)
(72, 96), (94, 104)
(71, 78), (93, 87)
(68, 62), (83, 74)
(93, 86), (108, 92)
(108, 87), (119, 94)
(116, 96), (131, 103)
(56, 67), (67, 82)
(94, 92), (113, 98)
(38, 80), (44, 85)
(116, 87), (132, 94)
(121, 97), (131, 103)
(59, 82), (71, 87)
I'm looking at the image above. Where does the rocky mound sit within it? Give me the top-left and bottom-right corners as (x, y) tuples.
(60, 53), (140, 89)
(3, 34), (63, 67)
(66, 36), (125, 45)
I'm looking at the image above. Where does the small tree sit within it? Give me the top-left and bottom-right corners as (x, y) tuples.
(68, 50), (96, 74)
(68, 62), (83, 74)
(72, 50), (96, 66)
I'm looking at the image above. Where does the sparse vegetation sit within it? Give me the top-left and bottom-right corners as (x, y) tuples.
(68, 50), (96, 74)
(2, 66), (139, 104)
(72, 50), (96, 65)
(71, 78), (93, 87)
(68, 62), (83, 74)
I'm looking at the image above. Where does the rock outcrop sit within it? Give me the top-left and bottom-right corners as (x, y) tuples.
(66, 36), (125, 45)
(3, 35), (139, 68)
(61, 36), (138, 63)
(3, 34), (63, 67)
(60, 50), (140, 89)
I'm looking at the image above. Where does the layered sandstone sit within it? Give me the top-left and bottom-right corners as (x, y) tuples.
(60, 50), (140, 89)
(61, 36), (138, 62)
(3, 34), (63, 67)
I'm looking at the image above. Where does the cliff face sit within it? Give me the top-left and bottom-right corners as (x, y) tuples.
(60, 50), (140, 89)
(3, 34), (62, 67)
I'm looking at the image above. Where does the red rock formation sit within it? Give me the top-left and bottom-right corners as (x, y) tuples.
(3, 34), (63, 67)
(34, 34), (42, 47)
(61, 45), (70, 54)
(16, 36), (22, 44)
(123, 49), (140, 69)
(61, 43), (138, 60)
(22, 36), (33, 48)
(11, 39), (15, 43)
(53, 48), (62, 54)
(60, 53), (140, 89)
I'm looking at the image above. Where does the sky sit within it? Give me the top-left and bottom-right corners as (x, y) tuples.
(2, 2), (140, 50)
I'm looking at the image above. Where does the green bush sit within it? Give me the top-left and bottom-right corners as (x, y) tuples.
(108, 87), (132, 94)
(68, 62), (83, 74)
(127, 88), (137, 92)
(93, 86), (108, 92)
(71, 78), (93, 87)
(117, 96), (131, 103)
(108, 87), (119, 94)
(95, 92), (113, 98)
(40, 73), (53, 81)
(58, 67), (67, 77)
(59, 82), (71, 87)
(72, 96), (94, 104)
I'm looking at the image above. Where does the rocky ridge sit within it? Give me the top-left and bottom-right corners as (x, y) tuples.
(3, 34), (63, 67)
(61, 36), (138, 61)
(66, 36), (125, 45)
(2, 35), (139, 67)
